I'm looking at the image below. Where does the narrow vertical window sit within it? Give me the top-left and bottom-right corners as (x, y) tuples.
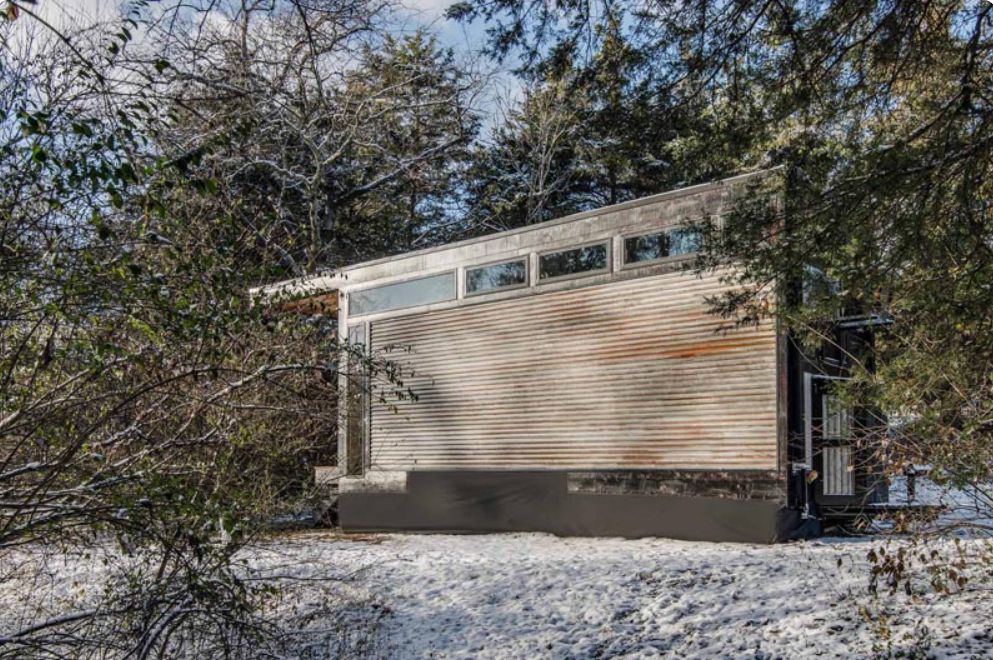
(822, 394), (852, 439)
(346, 324), (368, 475)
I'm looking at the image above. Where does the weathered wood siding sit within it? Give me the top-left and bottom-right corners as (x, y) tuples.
(368, 269), (778, 471)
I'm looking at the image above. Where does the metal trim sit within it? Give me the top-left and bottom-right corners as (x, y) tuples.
(363, 321), (372, 473)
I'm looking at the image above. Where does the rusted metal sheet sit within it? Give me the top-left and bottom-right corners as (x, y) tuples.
(369, 270), (779, 471)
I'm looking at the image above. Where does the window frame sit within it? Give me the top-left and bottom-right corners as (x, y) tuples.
(463, 256), (530, 298)
(620, 224), (703, 269)
(536, 239), (612, 284)
(347, 270), (457, 317)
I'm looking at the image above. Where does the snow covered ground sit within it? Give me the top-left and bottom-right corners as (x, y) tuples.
(3, 531), (992, 658)
(244, 531), (991, 659)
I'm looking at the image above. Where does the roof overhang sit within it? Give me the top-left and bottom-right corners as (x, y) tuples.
(249, 272), (345, 315)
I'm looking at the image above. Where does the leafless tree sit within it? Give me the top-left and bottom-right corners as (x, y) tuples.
(132, 0), (484, 272)
(0, 1), (425, 655)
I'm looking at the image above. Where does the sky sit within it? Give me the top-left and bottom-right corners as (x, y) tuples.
(28, 0), (518, 132)
(32, 0), (486, 52)
(30, 0), (118, 29)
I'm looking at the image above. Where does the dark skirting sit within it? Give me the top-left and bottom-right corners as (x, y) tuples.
(339, 471), (796, 544)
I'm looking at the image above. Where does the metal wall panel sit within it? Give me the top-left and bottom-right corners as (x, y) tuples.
(369, 270), (778, 471)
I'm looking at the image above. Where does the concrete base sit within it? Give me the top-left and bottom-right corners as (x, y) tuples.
(339, 471), (797, 544)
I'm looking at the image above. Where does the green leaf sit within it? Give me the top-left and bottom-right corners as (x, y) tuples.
(30, 143), (47, 164)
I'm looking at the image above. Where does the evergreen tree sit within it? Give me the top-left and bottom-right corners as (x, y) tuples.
(463, 8), (773, 232)
(337, 32), (480, 254)
(464, 76), (587, 230)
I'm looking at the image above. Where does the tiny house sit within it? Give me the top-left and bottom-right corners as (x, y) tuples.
(259, 171), (888, 543)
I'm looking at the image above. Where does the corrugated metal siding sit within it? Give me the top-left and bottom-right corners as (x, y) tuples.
(368, 271), (779, 471)
(823, 446), (854, 496)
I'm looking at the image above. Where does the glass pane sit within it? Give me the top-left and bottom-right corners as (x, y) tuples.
(624, 232), (668, 264)
(823, 394), (852, 439)
(539, 243), (608, 280)
(668, 227), (702, 256)
(345, 324), (368, 475)
(466, 260), (527, 294)
(802, 264), (840, 304)
(347, 324), (366, 351)
(350, 271), (455, 316)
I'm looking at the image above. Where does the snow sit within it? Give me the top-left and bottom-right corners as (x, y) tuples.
(4, 531), (992, 658)
(886, 476), (993, 531)
(246, 531), (991, 658)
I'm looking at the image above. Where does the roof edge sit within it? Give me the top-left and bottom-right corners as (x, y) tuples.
(251, 167), (781, 298)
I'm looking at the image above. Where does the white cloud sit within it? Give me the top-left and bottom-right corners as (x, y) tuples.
(33, 0), (122, 31)
(401, 0), (454, 21)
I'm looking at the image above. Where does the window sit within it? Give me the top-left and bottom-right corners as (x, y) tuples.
(822, 394), (852, 440)
(823, 445), (854, 496)
(466, 259), (527, 295)
(538, 243), (609, 281)
(345, 323), (368, 474)
(347, 324), (366, 351)
(668, 226), (702, 256)
(349, 271), (455, 316)
(802, 264), (841, 305)
(624, 232), (667, 264)
(623, 226), (703, 265)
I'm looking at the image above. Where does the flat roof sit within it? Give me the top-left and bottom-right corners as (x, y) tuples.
(251, 168), (777, 302)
